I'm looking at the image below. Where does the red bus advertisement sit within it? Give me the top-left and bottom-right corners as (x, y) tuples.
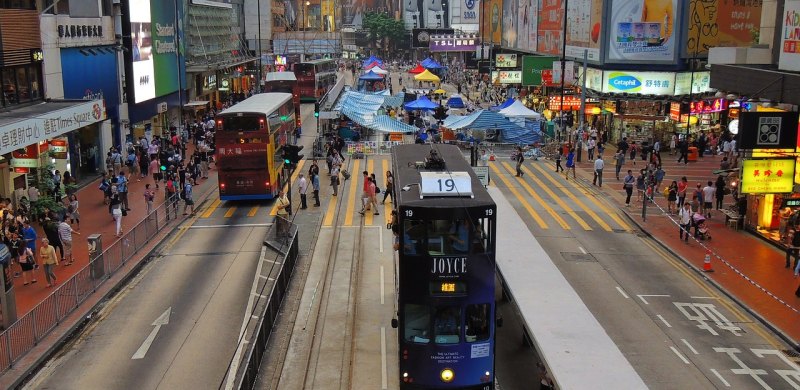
(293, 59), (337, 102)
(215, 93), (298, 200)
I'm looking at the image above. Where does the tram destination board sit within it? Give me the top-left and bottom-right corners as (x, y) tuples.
(420, 171), (474, 198)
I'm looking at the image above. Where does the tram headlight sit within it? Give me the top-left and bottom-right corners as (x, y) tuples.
(440, 368), (455, 383)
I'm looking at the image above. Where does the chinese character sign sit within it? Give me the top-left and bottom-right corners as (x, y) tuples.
(741, 159), (796, 194)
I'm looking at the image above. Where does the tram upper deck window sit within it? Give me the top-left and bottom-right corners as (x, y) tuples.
(434, 306), (462, 344)
(465, 303), (490, 342)
(403, 217), (493, 255)
(403, 304), (431, 344)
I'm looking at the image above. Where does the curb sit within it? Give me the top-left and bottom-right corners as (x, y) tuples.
(7, 180), (219, 389)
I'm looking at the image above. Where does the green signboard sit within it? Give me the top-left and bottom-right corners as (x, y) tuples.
(521, 55), (558, 86)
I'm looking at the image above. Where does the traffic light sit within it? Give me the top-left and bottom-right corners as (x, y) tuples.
(314, 102), (320, 118)
(283, 144), (304, 167)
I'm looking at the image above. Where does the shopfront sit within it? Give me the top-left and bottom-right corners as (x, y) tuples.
(741, 159), (798, 247)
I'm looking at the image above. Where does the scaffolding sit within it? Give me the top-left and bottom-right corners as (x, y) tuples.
(187, 4), (256, 71)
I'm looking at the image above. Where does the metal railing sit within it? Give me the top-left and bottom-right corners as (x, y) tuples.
(0, 198), (184, 375)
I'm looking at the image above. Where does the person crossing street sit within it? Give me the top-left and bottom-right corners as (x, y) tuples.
(592, 156), (604, 187)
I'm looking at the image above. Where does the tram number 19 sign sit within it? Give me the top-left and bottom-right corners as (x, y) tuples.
(420, 172), (473, 198)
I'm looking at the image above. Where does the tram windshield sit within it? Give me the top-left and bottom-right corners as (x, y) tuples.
(404, 304), (431, 344)
(465, 303), (490, 342)
(434, 306), (462, 344)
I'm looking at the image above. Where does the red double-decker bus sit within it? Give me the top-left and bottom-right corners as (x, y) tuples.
(215, 93), (299, 200)
(293, 59), (337, 102)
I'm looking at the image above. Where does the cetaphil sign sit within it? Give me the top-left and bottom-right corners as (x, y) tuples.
(603, 71), (675, 95)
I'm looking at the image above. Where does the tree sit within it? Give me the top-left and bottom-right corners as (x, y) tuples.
(362, 12), (408, 57)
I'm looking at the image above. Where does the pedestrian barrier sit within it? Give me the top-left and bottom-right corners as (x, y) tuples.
(345, 141), (407, 156)
(0, 198), (181, 375)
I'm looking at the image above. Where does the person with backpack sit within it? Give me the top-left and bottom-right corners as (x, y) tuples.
(111, 148), (123, 175)
(182, 182), (195, 216)
(126, 150), (138, 177)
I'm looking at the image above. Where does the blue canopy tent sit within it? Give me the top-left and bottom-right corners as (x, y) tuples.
(446, 94), (465, 108)
(363, 56), (383, 67)
(359, 70), (384, 81)
(404, 96), (439, 111)
(424, 61), (443, 70)
(489, 98), (515, 111)
(444, 109), (532, 143)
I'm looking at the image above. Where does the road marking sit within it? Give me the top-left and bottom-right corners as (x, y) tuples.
(201, 198), (221, 218)
(251, 292), (266, 299)
(366, 159), (375, 225)
(526, 164), (613, 231)
(506, 162), (586, 230)
(380, 265), (385, 305)
(682, 339), (699, 355)
(615, 286), (629, 299)
(489, 163), (549, 229)
(578, 246), (587, 254)
(709, 369), (731, 387)
(251, 314), (260, 320)
(188, 223), (272, 229)
(657, 314), (672, 328)
(670, 346), (691, 364)
(381, 327), (388, 390)
(531, 163), (631, 230)
(501, 163), (576, 230)
(345, 159), (361, 226)
(131, 307), (172, 360)
(690, 296), (718, 299)
(636, 294), (670, 305)
(323, 191), (337, 226)
(224, 207), (237, 218)
(270, 160), (306, 216)
(247, 206), (259, 217)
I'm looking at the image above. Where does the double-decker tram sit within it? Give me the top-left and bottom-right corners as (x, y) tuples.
(293, 59), (337, 102)
(214, 93), (299, 200)
(391, 144), (497, 389)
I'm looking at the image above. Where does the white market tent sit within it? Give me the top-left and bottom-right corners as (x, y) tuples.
(498, 100), (541, 118)
(367, 67), (389, 75)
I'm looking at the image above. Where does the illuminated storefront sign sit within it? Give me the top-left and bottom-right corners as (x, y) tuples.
(548, 96), (581, 111)
(741, 159), (796, 193)
(603, 71), (675, 95)
(690, 98), (728, 114)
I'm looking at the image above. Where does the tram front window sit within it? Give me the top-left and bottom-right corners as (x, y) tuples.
(434, 306), (461, 344)
(465, 303), (490, 342)
(404, 304), (431, 343)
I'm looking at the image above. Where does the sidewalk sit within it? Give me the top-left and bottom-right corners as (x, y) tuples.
(12, 143), (205, 319)
(570, 152), (800, 347)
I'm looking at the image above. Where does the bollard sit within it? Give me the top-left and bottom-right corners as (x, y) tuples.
(703, 250), (714, 272)
(88, 234), (105, 279)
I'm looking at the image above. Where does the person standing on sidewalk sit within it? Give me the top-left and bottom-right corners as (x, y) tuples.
(623, 170), (635, 207)
(677, 176), (688, 208)
(298, 174), (308, 210)
(679, 203), (692, 243)
(144, 184), (155, 215)
(667, 181), (678, 214)
(592, 156), (604, 187)
(117, 171), (130, 211)
(39, 238), (58, 287)
(67, 193), (80, 229)
(702, 181), (716, 218)
(587, 137), (596, 161)
(182, 182), (195, 216)
(360, 171), (370, 213)
(330, 164), (340, 196)
(311, 170), (321, 207)
(715, 175), (726, 210)
(275, 189), (290, 239)
(57, 219), (79, 265)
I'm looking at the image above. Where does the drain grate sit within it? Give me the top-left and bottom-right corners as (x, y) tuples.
(561, 252), (597, 262)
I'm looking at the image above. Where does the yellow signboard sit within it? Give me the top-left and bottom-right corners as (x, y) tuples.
(741, 159), (796, 194)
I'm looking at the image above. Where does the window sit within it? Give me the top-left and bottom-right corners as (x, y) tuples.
(1, 0), (36, 10)
(2, 68), (17, 107)
(402, 219), (425, 256)
(1, 65), (43, 108)
(222, 115), (263, 132)
(403, 304), (430, 344)
(465, 304), (490, 342)
(433, 306), (461, 344)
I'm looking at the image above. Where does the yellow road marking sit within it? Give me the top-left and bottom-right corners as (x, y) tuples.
(524, 164), (613, 231)
(201, 199), (221, 218)
(499, 162), (572, 230)
(270, 160), (307, 216)
(366, 159), (375, 225)
(224, 207), (237, 218)
(323, 191), (337, 226)
(344, 159), (361, 226)
(639, 238), (783, 348)
(489, 163), (548, 229)
(530, 163), (631, 231)
(247, 206), (259, 217)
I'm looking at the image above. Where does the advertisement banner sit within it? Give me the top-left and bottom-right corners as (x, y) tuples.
(565, 0), (603, 61)
(501, 0), (518, 48)
(521, 55), (558, 86)
(491, 70), (522, 84)
(687, 0), (762, 55)
(495, 53), (518, 67)
(128, 0), (182, 103)
(741, 159), (796, 194)
(738, 112), (800, 150)
(537, 0), (563, 55)
(429, 33), (481, 51)
(412, 28), (455, 48)
(608, 0), (679, 63)
(481, 0), (502, 44)
(603, 70), (675, 95)
(578, 66), (603, 91)
(514, 0), (538, 51)
(673, 71), (712, 95)
(449, 0), (480, 30)
(779, 0), (800, 72)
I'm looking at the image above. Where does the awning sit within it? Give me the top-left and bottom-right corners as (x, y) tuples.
(184, 101), (210, 107)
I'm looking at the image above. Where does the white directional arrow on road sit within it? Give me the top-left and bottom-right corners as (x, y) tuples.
(131, 307), (172, 360)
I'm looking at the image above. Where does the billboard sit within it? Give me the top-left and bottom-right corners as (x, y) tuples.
(501, 0), (518, 48)
(491, 70), (522, 83)
(537, 0), (563, 55)
(412, 28), (455, 48)
(126, 0), (182, 104)
(738, 112), (800, 150)
(602, 71), (675, 95)
(673, 71), (712, 95)
(521, 55), (558, 86)
(513, 0), (538, 51)
(481, 0), (502, 44)
(607, 0), (679, 63)
(449, 0), (480, 31)
(495, 53), (518, 67)
(779, 0), (800, 72)
(741, 159), (796, 194)
(429, 33), (480, 51)
(686, 0), (762, 55)
(565, 0), (603, 61)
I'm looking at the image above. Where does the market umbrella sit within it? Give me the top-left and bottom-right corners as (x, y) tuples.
(368, 67), (389, 75)
(433, 89), (447, 94)
(404, 96), (439, 111)
(446, 94), (466, 109)
(408, 64), (426, 74)
(414, 69), (440, 82)
(498, 100), (541, 118)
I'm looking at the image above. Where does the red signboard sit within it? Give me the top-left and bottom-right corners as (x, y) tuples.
(548, 96), (582, 111)
(50, 139), (68, 159)
(670, 102), (682, 121)
(11, 144), (38, 159)
(13, 167), (29, 174)
(690, 98), (728, 114)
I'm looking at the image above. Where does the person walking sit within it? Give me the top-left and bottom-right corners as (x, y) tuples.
(275, 189), (290, 239)
(677, 140), (689, 165)
(382, 171), (394, 204)
(110, 186), (123, 237)
(677, 176), (688, 208)
(555, 149), (563, 173)
(57, 219), (79, 265)
(587, 137), (596, 161)
(19, 246), (36, 285)
(623, 170), (635, 207)
(715, 175), (726, 210)
(614, 150), (624, 180)
(565, 149), (576, 180)
(298, 173), (308, 210)
(42, 215), (63, 263)
(330, 164), (340, 196)
(67, 193), (80, 230)
(592, 156), (604, 187)
(360, 171), (371, 213)
(311, 170), (321, 207)
(636, 170), (646, 202)
(360, 177), (379, 216)
(39, 238), (59, 287)
(149, 156), (161, 189)
(679, 203), (693, 243)
(629, 141), (637, 165)
(514, 147), (525, 177)
(702, 181), (716, 218)
(144, 184), (155, 215)
(117, 171), (130, 211)
(22, 219), (37, 262)
(667, 181), (678, 214)
(182, 181), (195, 216)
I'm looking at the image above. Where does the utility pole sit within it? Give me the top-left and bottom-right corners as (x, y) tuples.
(256, 0), (263, 92)
(558, 0), (569, 143)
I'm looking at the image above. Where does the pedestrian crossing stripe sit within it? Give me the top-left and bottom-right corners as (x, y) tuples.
(498, 161), (572, 230)
(489, 163), (549, 229)
(224, 206), (237, 218)
(344, 159), (361, 226)
(202, 199), (221, 218)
